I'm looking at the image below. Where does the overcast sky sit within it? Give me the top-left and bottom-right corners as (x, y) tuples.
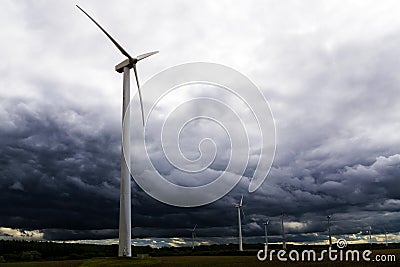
(1, 0), (400, 247)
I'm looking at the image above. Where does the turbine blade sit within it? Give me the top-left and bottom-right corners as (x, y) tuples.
(240, 194), (243, 206)
(133, 64), (145, 127)
(193, 224), (197, 231)
(76, 5), (133, 59)
(137, 51), (159, 61)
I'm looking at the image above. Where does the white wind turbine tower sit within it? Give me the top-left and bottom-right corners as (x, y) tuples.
(234, 195), (244, 251)
(383, 227), (388, 247)
(191, 224), (197, 250)
(327, 215), (332, 247)
(76, 6), (158, 257)
(263, 220), (269, 251)
(281, 213), (286, 250)
(368, 226), (372, 245)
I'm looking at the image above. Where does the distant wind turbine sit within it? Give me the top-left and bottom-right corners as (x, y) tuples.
(327, 215), (332, 247)
(368, 226), (372, 245)
(76, 5), (158, 257)
(191, 224), (197, 250)
(263, 220), (269, 251)
(281, 213), (286, 250)
(384, 229), (388, 247)
(234, 195), (244, 251)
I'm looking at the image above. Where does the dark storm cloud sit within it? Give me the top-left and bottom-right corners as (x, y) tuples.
(42, 229), (117, 241)
(230, 25), (400, 240)
(0, 96), (121, 231)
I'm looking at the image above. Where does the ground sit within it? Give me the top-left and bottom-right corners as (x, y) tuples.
(0, 248), (399, 267)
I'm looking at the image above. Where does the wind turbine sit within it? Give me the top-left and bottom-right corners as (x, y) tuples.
(263, 220), (269, 251)
(327, 215), (332, 247)
(234, 195), (244, 251)
(368, 225), (372, 245)
(384, 229), (388, 247)
(191, 224), (197, 250)
(76, 5), (158, 257)
(281, 212), (286, 250)
(383, 226), (388, 247)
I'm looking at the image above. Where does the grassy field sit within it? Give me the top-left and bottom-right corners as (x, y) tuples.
(0, 249), (398, 267)
(151, 249), (399, 267)
(0, 257), (159, 267)
(0, 260), (84, 267)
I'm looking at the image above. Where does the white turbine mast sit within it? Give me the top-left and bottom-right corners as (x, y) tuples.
(368, 225), (372, 245)
(281, 212), (286, 250)
(327, 215), (332, 247)
(383, 226), (388, 247)
(263, 219), (269, 251)
(234, 195), (244, 251)
(76, 5), (158, 257)
(191, 224), (197, 250)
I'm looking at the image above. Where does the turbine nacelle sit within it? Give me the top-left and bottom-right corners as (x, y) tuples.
(115, 51), (159, 73)
(115, 58), (136, 73)
(234, 194), (244, 208)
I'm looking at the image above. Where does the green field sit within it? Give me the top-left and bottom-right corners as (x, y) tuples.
(0, 249), (399, 267)
(1, 241), (398, 267)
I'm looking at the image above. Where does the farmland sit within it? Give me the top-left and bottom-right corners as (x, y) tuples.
(0, 241), (398, 266)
